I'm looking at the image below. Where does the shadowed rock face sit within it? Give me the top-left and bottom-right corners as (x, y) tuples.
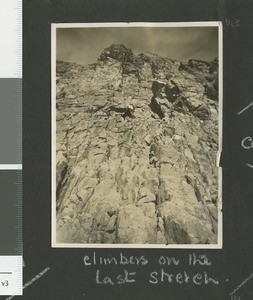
(55, 44), (219, 245)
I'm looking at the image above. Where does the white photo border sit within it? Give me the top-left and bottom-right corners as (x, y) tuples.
(51, 22), (223, 249)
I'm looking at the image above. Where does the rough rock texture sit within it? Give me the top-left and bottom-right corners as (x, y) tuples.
(55, 44), (219, 244)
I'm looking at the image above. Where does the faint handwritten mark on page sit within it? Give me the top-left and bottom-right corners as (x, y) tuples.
(4, 267), (50, 300)
(246, 163), (253, 168)
(237, 102), (253, 115)
(229, 273), (253, 298)
(225, 18), (240, 28)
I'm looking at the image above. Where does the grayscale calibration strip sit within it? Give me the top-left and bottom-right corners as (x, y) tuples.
(0, 0), (23, 296)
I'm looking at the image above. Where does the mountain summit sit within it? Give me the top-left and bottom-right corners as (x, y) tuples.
(98, 43), (134, 63)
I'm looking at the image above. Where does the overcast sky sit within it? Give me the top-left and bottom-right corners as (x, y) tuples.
(56, 26), (218, 65)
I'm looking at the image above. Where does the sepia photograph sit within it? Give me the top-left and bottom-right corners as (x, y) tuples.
(52, 23), (222, 248)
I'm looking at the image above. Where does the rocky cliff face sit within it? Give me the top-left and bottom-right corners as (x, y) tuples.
(55, 44), (219, 245)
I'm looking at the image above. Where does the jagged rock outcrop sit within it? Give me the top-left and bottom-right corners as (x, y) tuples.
(55, 44), (219, 245)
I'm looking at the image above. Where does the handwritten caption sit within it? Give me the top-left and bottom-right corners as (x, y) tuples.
(241, 136), (253, 149)
(238, 101), (253, 168)
(83, 252), (218, 286)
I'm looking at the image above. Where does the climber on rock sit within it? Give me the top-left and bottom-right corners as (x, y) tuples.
(149, 150), (158, 167)
(123, 104), (135, 118)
